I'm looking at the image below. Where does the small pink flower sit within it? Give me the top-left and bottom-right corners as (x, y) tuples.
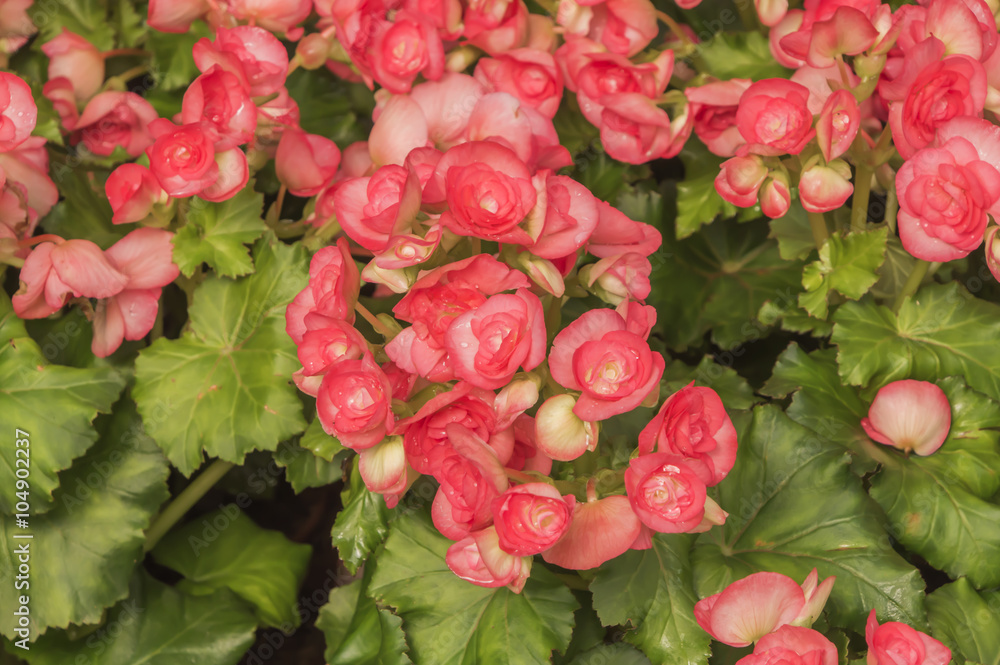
(598, 92), (689, 164)
(42, 78), (79, 131)
(529, 172), (600, 259)
(816, 89), (860, 162)
(548, 307), (665, 421)
(492, 483), (575, 556)
(715, 155), (768, 208)
(474, 48), (563, 118)
(227, 0), (313, 34)
(358, 436), (407, 494)
(587, 200), (662, 259)
(737, 625), (839, 665)
(865, 610), (951, 665)
(431, 424), (509, 540)
(147, 0), (210, 33)
(105, 164), (167, 225)
(193, 26), (290, 97)
(687, 78), (751, 157)
(0, 72), (37, 152)
(799, 158), (854, 214)
(276, 127), (341, 197)
(333, 165), (422, 252)
(463, 0), (529, 54)
(447, 526), (532, 592)
(760, 172), (792, 219)
(582, 252), (651, 304)
(861, 380), (951, 456)
(587, 0), (658, 57)
(296, 319), (367, 376)
(285, 238), (361, 344)
(181, 68), (256, 150)
(541, 494), (641, 569)
(0, 137), (58, 220)
(40, 29), (104, 102)
(625, 453), (712, 533)
(316, 353), (394, 450)
(736, 79), (815, 156)
(369, 13), (445, 94)
(73, 92), (159, 158)
(146, 120), (219, 198)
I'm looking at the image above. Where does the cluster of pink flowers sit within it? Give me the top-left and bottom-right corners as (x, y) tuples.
(695, 570), (950, 665)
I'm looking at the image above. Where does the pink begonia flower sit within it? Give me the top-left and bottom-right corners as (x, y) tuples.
(687, 78), (751, 157)
(296, 319), (367, 377)
(12, 239), (129, 319)
(529, 172), (600, 259)
(200, 147), (249, 203)
(334, 165), (422, 252)
(625, 453), (726, 533)
(759, 172), (792, 219)
(769, 11), (806, 68)
(40, 29), (104, 103)
(880, 37), (986, 159)
(385, 255), (529, 382)
(0, 72), (36, 152)
(535, 394), (600, 461)
(227, 0), (313, 34)
(0, 137), (58, 220)
(896, 117), (1000, 262)
(105, 164), (168, 225)
(587, 0), (658, 57)
(181, 68), (257, 151)
(716, 155), (768, 208)
(804, 5), (879, 68)
(463, 0), (529, 54)
(598, 92), (690, 165)
(494, 376), (541, 431)
(639, 383), (738, 487)
(755, 0), (788, 26)
(276, 127), (341, 197)
(492, 482), (575, 556)
(444, 288), (547, 390)
(541, 494), (641, 569)
(91, 229), (180, 358)
(73, 92), (159, 158)
(464, 93), (571, 173)
(861, 380), (951, 456)
(736, 78), (815, 156)
(447, 526), (532, 592)
(316, 353), (394, 450)
(358, 436), (407, 493)
(865, 610), (951, 665)
(798, 158), (854, 214)
(369, 13), (445, 94)
(145, 120), (219, 198)
(507, 414), (553, 475)
(193, 26), (290, 98)
(147, 0), (210, 33)
(42, 78), (78, 131)
(474, 48), (563, 119)
(548, 307), (665, 421)
(816, 89), (860, 162)
(892, 0), (994, 62)
(430, 424), (509, 540)
(737, 625), (839, 665)
(395, 381), (513, 474)
(581, 252), (651, 304)
(285, 238), (361, 344)
(694, 570), (836, 647)
(362, 225), (443, 293)
(587, 200), (662, 259)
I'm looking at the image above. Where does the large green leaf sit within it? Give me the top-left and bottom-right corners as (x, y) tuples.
(832, 282), (1000, 401)
(799, 228), (888, 319)
(567, 644), (652, 665)
(866, 378), (1000, 588)
(39, 169), (133, 249)
(591, 534), (710, 665)
(768, 202), (815, 262)
(317, 575), (412, 665)
(275, 439), (345, 493)
(172, 187), (268, 278)
(698, 31), (793, 80)
(691, 406), (927, 633)
(133, 236), (309, 475)
(0, 294), (126, 514)
(0, 398), (169, 639)
(675, 143), (738, 240)
(151, 505), (312, 628)
(369, 510), (578, 665)
(19, 571), (257, 665)
(146, 23), (213, 91)
(285, 68), (374, 146)
(331, 458), (391, 574)
(926, 577), (1000, 665)
(650, 217), (805, 350)
(28, 0), (115, 49)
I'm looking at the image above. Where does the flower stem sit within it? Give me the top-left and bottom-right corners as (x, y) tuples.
(850, 164), (872, 232)
(808, 211), (830, 250)
(892, 260), (930, 313)
(884, 187), (898, 233)
(143, 459), (234, 552)
(355, 300), (394, 338)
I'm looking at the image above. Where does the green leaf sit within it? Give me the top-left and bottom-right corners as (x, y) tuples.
(866, 378), (1000, 588)
(757, 298), (834, 338)
(172, 187), (268, 278)
(832, 282), (1000, 401)
(21, 571), (257, 665)
(768, 202), (815, 262)
(301, 416), (347, 462)
(662, 356), (758, 410)
(28, 0), (115, 50)
(552, 94), (601, 159)
(675, 143), (738, 239)
(699, 31), (793, 80)
(926, 578), (1000, 665)
(39, 168), (132, 249)
(111, 0), (145, 47)
(331, 458), (391, 574)
(691, 406), (927, 633)
(591, 534), (711, 665)
(285, 68), (374, 145)
(369, 510), (579, 665)
(275, 440), (345, 493)
(650, 217), (805, 350)
(0, 293), (126, 514)
(147, 24), (213, 91)
(151, 505), (312, 628)
(567, 644), (652, 665)
(0, 398), (169, 639)
(133, 236), (309, 475)
(870, 233), (918, 300)
(798, 229), (888, 319)
(317, 576), (412, 665)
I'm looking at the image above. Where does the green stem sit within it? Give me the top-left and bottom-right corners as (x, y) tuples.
(143, 459), (234, 552)
(851, 164), (873, 232)
(892, 260), (930, 313)
(355, 301), (395, 338)
(884, 187), (898, 233)
(554, 573), (590, 591)
(808, 211), (830, 250)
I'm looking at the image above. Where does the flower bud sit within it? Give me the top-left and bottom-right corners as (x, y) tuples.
(759, 171), (791, 219)
(296, 33), (331, 70)
(861, 379), (951, 456)
(715, 155), (768, 208)
(535, 394), (599, 461)
(798, 157), (853, 214)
